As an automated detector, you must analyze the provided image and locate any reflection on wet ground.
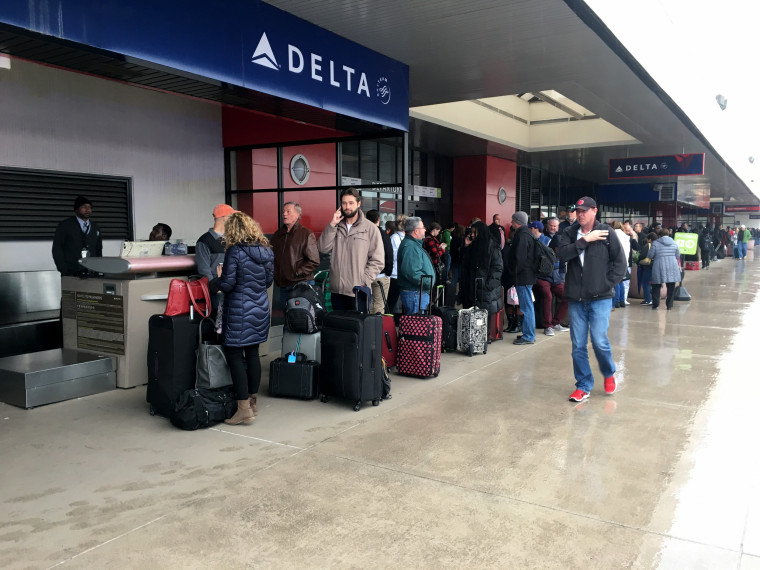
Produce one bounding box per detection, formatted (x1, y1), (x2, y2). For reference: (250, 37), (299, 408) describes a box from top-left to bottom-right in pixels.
(1, 252), (759, 568)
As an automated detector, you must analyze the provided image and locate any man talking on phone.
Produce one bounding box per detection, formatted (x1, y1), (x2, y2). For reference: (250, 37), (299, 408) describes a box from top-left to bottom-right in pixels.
(318, 187), (385, 311)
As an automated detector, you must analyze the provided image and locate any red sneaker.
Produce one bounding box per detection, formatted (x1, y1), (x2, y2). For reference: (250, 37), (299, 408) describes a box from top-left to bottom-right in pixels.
(569, 389), (589, 402)
(604, 376), (617, 394)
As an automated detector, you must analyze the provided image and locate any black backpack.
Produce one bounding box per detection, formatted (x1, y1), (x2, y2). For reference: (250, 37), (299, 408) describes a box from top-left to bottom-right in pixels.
(285, 282), (327, 333)
(534, 238), (556, 277)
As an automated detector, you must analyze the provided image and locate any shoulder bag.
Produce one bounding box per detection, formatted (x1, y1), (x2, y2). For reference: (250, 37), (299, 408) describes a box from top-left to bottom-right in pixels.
(164, 276), (211, 317)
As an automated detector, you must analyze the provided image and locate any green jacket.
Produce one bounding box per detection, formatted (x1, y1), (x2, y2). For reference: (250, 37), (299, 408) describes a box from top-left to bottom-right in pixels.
(741, 229), (751, 243)
(397, 235), (435, 291)
(441, 229), (451, 247)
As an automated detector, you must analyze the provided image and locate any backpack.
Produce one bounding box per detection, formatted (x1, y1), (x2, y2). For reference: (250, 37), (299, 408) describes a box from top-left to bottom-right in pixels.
(285, 282), (326, 333)
(534, 238), (556, 278)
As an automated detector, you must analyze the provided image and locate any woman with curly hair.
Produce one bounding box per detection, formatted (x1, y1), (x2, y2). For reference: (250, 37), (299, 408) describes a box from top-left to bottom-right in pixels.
(216, 212), (274, 425)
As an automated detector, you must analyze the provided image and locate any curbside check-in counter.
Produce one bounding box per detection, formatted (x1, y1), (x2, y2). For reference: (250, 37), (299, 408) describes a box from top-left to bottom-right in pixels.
(64, 255), (198, 389)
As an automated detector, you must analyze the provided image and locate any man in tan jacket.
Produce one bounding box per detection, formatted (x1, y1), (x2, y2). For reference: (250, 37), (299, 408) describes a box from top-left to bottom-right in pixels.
(318, 187), (385, 311)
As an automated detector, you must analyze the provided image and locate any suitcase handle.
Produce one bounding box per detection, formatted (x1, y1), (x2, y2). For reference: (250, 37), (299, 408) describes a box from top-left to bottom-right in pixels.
(418, 274), (434, 315)
(384, 330), (393, 352)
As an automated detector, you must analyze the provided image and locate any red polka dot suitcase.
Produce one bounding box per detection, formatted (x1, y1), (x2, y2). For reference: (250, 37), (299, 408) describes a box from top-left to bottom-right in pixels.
(396, 276), (442, 378)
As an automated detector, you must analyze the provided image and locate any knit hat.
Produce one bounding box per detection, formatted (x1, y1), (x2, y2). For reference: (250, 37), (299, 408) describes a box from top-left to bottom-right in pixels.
(512, 211), (528, 226)
(73, 196), (92, 210)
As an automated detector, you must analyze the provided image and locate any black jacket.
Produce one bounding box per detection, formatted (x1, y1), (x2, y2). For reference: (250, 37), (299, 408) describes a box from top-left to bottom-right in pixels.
(460, 241), (503, 313)
(559, 220), (627, 302)
(52, 216), (103, 276)
(378, 225), (394, 276)
(507, 225), (536, 286)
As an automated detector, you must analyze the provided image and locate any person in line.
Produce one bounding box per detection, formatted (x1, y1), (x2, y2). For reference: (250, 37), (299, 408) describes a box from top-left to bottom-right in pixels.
(611, 221), (631, 309)
(459, 220), (504, 319)
(506, 212), (534, 345)
(488, 214), (507, 251)
(366, 209), (394, 314)
(739, 224), (751, 260)
(558, 205), (576, 232)
(531, 222), (568, 336)
(698, 225), (712, 269)
(423, 221), (447, 291)
(196, 204), (239, 312)
(317, 187), (384, 311)
(270, 201), (319, 313)
(544, 217), (560, 241)
(217, 213), (274, 425)
(448, 223), (466, 303)
(559, 197), (626, 403)
(397, 217), (435, 314)
(52, 195), (103, 276)
(647, 228), (681, 311)
(148, 223), (172, 242)
(387, 213), (408, 313)
(622, 220), (639, 305)
(637, 232), (656, 305)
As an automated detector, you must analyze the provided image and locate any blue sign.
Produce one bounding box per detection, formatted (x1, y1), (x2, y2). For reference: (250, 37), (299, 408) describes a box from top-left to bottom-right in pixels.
(0, 0), (409, 131)
(609, 154), (704, 180)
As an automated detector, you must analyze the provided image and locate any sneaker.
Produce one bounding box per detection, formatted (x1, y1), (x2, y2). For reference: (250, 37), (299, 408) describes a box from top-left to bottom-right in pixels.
(624, 300), (630, 305)
(513, 337), (534, 345)
(569, 389), (589, 402)
(604, 376), (617, 394)
(640, 300), (652, 305)
(544, 327), (555, 336)
(553, 324), (570, 332)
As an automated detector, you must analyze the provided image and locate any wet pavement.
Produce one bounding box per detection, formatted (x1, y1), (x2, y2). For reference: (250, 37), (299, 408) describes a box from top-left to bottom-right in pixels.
(1, 252), (759, 569)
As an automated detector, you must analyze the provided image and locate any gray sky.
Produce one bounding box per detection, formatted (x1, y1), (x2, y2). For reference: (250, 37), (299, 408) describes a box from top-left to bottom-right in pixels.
(586, 0), (760, 199)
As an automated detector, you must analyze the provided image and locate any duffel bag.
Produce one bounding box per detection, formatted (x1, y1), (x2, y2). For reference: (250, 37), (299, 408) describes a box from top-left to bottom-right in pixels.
(169, 387), (237, 430)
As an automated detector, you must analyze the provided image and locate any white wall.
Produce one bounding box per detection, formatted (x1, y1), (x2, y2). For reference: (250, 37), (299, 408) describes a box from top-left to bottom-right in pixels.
(0, 58), (224, 272)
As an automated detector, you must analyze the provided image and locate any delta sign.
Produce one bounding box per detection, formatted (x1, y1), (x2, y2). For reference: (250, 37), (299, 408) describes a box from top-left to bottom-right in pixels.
(609, 154), (704, 180)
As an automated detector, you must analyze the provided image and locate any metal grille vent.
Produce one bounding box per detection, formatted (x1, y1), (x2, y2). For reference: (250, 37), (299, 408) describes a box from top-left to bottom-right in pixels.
(0, 167), (132, 241)
(657, 183), (675, 201)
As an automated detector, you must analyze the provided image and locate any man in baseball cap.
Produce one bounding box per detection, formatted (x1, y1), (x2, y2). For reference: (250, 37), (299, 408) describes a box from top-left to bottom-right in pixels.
(196, 204), (240, 311)
(559, 196), (626, 403)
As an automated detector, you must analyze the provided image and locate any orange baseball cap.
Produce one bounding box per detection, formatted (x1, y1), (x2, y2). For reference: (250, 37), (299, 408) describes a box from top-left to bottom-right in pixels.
(212, 204), (240, 218)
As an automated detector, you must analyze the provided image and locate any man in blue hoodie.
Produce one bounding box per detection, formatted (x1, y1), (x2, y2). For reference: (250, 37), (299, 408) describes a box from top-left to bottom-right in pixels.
(397, 216), (435, 314)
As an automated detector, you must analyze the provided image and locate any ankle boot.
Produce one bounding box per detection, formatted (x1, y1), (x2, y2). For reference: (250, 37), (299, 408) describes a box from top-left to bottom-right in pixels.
(225, 400), (254, 425)
(504, 314), (515, 333)
(248, 394), (258, 416)
(506, 314), (519, 333)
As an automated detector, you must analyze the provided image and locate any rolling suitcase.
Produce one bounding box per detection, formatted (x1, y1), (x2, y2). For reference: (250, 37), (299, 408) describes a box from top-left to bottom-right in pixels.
(319, 311), (383, 411)
(458, 279), (488, 356)
(377, 283), (398, 368)
(431, 284), (459, 353)
(396, 276), (442, 378)
(146, 313), (201, 417)
(282, 329), (321, 363)
(269, 354), (320, 400)
(487, 286), (505, 342)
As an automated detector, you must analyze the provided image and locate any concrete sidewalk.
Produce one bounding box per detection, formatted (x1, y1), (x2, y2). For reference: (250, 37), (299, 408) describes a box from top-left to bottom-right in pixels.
(2, 253), (759, 569)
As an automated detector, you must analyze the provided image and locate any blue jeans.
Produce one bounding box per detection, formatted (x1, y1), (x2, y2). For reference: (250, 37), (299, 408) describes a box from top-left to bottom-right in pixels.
(516, 285), (535, 341)
(740, 242), (748, 259)
(614, 282), (625, 305)
(400, 290), (430, 315)
(568, 298), (616, 393)
(640, 267), (652, 303)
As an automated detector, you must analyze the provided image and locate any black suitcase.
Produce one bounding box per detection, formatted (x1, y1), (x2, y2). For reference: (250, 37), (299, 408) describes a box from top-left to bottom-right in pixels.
(431, 284), (458, 353)
(319, 311), (383, 411)
(269, 354), (320, 400)
(146, 313), (201, 417)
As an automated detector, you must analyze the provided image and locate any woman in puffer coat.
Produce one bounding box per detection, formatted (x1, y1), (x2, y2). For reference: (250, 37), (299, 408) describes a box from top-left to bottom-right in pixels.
(216, 212), (274, 425)
(459, 221), (503, 313)
(647, 228), (681, 311)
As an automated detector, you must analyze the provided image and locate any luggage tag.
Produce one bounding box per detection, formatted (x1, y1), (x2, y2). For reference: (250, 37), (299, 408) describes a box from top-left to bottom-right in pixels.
(287, 351), (297, 364)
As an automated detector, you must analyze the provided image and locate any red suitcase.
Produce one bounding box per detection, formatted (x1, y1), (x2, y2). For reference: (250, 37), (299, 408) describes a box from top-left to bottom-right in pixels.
(488, 286), (505, 342)
(396, 276), (442, 378)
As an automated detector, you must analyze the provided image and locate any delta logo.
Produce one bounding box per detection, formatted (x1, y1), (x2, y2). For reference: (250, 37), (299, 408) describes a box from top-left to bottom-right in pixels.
(251, 32), (391, 105)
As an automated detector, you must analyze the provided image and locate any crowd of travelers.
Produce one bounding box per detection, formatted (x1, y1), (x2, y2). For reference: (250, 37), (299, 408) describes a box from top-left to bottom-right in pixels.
(188, 189), (756, 422)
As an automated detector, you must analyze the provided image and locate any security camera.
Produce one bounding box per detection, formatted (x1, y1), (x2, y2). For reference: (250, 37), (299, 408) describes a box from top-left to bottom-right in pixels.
(716, 94), (727, 111)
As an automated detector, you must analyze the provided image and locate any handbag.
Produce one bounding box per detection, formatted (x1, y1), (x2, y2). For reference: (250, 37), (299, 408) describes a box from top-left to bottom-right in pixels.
(164, 276), (211, 317)
(196, 318), (233, 389)
(506, 286), (519, 306)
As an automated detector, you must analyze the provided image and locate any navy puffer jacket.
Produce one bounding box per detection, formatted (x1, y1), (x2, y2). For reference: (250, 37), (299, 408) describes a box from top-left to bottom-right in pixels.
(219, 243), (274, 347)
